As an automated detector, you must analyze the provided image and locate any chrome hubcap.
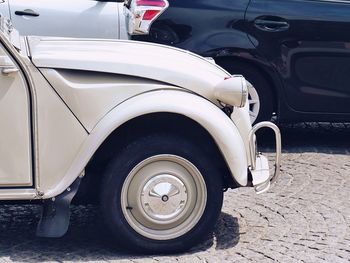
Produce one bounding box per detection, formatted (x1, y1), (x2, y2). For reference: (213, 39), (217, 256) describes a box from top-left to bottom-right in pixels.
(247, 80), (260, 124)
(121, 155), (207, 240)
(141, 174), (188, 221)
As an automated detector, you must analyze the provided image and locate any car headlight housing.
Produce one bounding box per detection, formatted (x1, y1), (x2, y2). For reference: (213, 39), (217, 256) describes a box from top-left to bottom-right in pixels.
(214, 75), (248, 108)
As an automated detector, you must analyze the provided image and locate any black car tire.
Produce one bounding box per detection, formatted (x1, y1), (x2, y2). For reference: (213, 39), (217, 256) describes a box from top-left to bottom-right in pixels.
(218, 60), (274, 124)
(100, 133), (224, 253)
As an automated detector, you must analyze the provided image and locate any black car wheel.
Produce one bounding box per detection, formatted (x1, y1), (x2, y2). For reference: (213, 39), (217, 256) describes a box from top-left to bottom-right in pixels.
(100, 133), (224, 253)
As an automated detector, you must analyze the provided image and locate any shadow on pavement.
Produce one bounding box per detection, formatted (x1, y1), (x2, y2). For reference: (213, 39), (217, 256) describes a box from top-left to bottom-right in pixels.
(258, 122), (350, 154)
(214, 212), (240, 250)
(0, 206), (239, 261)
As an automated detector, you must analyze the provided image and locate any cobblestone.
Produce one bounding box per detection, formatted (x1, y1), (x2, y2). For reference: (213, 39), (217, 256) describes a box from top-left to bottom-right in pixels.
(0, 123), (349, 262)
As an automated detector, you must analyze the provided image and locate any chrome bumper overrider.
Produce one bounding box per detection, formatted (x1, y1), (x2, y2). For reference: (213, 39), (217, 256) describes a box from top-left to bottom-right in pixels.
(248, 122), (282, 194)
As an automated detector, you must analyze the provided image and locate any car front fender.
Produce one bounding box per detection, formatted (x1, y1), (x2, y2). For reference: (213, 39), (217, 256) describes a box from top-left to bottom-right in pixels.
(43, 90), (248, 198)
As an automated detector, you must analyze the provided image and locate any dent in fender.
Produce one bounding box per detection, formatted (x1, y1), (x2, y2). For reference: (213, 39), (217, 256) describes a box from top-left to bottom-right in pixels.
(43, 90), (248, 198)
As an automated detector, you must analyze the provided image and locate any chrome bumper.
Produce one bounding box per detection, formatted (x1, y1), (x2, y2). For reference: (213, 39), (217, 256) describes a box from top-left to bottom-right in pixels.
(248, 121), (282, 194)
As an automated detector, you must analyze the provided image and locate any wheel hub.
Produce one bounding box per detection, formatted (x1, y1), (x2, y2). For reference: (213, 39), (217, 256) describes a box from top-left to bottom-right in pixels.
(247, 80), (260, 123)
(121, 155), (207, 240)
(141, 174), (188, 221)
(161, 195), (169, 202)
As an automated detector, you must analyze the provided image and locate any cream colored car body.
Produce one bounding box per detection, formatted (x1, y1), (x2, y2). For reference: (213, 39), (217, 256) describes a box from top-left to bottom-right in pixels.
(0, 19), (279, 202)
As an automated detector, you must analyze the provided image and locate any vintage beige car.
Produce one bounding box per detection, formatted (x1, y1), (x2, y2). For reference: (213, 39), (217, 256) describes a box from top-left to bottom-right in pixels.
(0, 15), (281, 253)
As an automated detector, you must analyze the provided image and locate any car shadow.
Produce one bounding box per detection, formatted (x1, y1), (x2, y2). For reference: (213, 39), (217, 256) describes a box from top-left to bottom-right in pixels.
(214, 212), (240, 250)
(0, 205), (239, 262)
(258, 122), (350, 154)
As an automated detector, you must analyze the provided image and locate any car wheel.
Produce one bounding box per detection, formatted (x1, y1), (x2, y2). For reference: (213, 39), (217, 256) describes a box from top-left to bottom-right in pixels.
(100, 133), (224, 253)
(246, 80), (261, 124)
(218, 61), (274, 124)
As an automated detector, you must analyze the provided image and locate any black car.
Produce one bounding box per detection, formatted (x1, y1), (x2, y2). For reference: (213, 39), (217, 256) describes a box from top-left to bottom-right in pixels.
(129, 0), (350, 124)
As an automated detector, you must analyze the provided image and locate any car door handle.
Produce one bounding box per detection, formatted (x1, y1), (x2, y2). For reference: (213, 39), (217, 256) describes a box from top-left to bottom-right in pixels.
(15, 10), (40, 17)
(254, 18), (289, 32)
(1, 67), (19, 75)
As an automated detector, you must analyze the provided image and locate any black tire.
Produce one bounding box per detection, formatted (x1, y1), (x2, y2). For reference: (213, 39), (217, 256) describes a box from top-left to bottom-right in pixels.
(218, 60), (274, 124)
(100, 133), (224, 254)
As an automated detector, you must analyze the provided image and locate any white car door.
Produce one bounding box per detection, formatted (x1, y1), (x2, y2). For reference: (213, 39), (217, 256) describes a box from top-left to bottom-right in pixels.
(8, 0), (120, 39)
(0, 43), (32, 186)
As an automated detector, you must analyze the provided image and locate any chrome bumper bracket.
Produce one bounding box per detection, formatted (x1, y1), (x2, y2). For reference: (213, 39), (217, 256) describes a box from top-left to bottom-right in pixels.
(248, 121), (282, 194)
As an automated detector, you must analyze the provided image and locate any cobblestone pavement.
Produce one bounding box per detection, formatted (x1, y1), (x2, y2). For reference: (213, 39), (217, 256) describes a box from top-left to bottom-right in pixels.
(0, 123), (349, 262)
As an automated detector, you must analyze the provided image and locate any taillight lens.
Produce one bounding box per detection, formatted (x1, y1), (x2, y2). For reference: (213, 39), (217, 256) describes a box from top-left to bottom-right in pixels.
(136, 0), (167, 7)
(142, 10), (161, 20)
(125, 0), (169, 35)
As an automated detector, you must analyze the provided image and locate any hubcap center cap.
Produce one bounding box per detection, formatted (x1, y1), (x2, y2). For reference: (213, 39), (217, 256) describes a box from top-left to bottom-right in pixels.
(161, 195), (169, 202)
(141, 174), (188, 221)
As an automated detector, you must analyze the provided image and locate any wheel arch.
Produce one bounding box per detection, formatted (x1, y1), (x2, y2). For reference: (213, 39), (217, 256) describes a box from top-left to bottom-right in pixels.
(75, 112), (235, 204)
(43, 90), (249, 199)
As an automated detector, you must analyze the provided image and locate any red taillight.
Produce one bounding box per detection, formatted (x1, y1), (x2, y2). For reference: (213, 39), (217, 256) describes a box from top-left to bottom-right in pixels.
(126, 0), (169, 35)
(142, 10), (161, 20)
(136, 0), (167, 7)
